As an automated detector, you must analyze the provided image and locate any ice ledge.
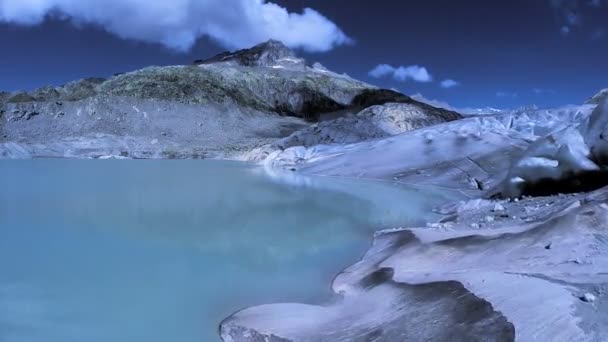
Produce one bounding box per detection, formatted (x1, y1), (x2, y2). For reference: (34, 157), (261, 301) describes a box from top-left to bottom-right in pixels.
(220, 186), (608, 341)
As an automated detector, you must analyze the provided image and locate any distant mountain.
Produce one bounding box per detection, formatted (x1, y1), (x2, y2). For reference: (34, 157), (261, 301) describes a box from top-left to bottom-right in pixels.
(0, 40), (462, 159)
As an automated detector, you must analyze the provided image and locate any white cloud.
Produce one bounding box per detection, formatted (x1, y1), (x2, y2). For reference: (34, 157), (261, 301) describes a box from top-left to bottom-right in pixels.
(440, 79), (461, 89)
(394, 65), (432, 82)
(0, 0), (351, 52)
(368, 64), (432, 83)
(368, 64), (396, 78)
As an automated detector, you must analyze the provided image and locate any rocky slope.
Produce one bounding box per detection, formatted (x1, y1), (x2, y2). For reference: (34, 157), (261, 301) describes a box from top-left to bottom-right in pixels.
(272, 101), (461, 150)
(0, 40), (461, 159)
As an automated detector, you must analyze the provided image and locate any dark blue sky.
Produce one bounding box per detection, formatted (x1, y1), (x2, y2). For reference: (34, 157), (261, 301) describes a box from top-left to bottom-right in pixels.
(0, 0), (606, 109)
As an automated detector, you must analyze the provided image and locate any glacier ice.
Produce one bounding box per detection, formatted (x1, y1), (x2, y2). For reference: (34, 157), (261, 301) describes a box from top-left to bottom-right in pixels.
(499, 100), (608, 197)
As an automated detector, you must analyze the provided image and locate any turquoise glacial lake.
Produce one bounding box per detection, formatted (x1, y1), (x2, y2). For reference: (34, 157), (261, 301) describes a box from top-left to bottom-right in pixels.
(0, 159), (449, 341)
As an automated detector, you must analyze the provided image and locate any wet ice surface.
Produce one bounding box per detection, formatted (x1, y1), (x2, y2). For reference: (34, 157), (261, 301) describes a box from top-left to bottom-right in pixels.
(0, 160), (451, 342)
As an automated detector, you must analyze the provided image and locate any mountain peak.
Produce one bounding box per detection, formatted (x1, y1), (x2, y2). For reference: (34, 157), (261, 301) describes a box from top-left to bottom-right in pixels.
(259, 39), (290, 50)
(194, 40), (304, 68)
(587, 88), (608, 105)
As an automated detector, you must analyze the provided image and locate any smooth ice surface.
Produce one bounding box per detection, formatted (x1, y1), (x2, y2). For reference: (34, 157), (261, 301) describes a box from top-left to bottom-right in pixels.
(0, 160), (450, 342)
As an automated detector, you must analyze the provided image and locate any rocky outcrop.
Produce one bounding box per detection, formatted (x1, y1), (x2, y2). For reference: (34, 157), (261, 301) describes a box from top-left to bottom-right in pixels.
(6, 91), (36, 103)
(8, 78), (107, 104)
(350, 88), (411, 107)
(194, 39), (305, 68)
(0, 91), (9, 103)
(97, 63), (374, 121)
(274, 102), (462, 149)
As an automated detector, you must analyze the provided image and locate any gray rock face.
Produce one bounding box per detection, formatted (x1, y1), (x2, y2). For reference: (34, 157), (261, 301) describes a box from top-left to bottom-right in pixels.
(0, 96), (307, 159)
(8, 78), (107, 104)
(1, 47), (374, 123)
(98, 62), (383, 121)
(194, 40), (303, 68)
(349, 88), (411, 108)
(6, 91), (36, 103)
(587, 88), (608, 105)
(275, 102), (462, 149)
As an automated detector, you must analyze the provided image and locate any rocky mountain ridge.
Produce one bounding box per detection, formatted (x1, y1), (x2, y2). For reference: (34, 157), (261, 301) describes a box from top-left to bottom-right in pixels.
(0, 40), (462, 159)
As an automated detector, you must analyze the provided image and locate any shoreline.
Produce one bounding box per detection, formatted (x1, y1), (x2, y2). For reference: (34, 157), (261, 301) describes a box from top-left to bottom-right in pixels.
(219, 166), (608, 341)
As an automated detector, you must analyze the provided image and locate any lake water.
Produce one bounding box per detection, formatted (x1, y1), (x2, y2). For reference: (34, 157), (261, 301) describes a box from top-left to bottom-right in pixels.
(0, 160), (450, 342)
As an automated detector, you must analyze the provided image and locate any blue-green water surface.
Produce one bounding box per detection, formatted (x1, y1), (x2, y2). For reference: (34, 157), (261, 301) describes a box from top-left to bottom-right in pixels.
(0, 160), (449, 342)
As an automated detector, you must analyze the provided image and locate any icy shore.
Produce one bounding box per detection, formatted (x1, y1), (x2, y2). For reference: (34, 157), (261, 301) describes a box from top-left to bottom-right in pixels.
(221, 101), (608, 341)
